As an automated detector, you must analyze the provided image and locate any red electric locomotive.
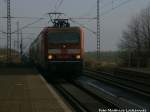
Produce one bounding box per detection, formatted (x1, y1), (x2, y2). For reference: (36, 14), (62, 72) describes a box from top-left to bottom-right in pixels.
(29, 19), (84, 76)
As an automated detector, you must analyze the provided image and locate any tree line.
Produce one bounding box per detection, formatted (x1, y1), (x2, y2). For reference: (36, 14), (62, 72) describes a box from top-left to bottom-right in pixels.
(119, 5), (150, 67)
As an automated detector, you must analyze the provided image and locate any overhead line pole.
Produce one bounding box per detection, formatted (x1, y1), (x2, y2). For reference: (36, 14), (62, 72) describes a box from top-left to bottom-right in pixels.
(20, 30), (23, 57)
(97, 0), (101, 57)
(17, 21), (20, 52)
(7, 0), (11, 62)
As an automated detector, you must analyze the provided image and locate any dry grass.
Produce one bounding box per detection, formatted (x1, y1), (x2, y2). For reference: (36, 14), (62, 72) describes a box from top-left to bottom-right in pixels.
(84, 51), (119, 72)
(0, 49), (21, 64)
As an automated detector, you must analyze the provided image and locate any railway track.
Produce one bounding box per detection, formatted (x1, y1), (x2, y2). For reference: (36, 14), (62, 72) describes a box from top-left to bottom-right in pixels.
(40, 69), (149, 111)
(84, 69), (150, 97)
(82, 69), (150, 110)
(39, 69), (118, 112)
(114, 68), (150, 85)
(53, 80), (118, 112)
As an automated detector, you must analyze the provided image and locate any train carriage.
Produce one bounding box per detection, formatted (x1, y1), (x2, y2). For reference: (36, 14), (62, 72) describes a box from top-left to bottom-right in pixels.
(29, 19), (84, 77)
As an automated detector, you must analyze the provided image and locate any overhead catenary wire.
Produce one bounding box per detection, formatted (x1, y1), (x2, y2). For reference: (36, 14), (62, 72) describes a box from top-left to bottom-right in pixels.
(56, 0), (64, 11)
(80, 0), (121, 18)
(54, 0), (64, 12)
(1, 0), (136, 37)
(64, 14), (96, 35)
(0, 33), (37, 35)
(101, 0), (134, 16)
(101, 0), (119, 9)
(68, 0), (135, 37)
(11, 16), (46, 34)
(0, 16), (48, 19)
(64, 0), (134, 36)
(80, 0), (134, 18)
(1, 0), (136, 51)
(80, 2), (97, 17)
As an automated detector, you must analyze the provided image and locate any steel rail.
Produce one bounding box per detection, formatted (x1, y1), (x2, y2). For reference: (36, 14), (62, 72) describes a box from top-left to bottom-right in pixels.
(52, 80), (118, 112)
(84, 69), (150, 97)
(54, 84), (89, 112)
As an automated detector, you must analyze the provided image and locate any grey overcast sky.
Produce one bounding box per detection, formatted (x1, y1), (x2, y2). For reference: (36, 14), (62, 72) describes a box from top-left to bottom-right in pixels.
(0, 0), (150, 51)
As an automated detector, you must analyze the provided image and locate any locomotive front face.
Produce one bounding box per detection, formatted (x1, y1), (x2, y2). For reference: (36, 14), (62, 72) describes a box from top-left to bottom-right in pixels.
(48, 30), (81, 60)
(47, 28), (83, 73)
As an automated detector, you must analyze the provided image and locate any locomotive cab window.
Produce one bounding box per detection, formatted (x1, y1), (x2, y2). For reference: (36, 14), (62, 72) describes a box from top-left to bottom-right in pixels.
(48, 32), (80, 44)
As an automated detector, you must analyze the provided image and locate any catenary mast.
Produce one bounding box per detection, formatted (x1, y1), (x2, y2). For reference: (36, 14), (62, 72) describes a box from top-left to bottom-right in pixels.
(97, 0), (100, 57)
(7, 0), (11, 62)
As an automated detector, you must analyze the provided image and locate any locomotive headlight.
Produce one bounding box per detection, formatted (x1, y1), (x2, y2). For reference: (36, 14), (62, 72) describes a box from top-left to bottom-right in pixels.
(76, 55), (81, 59)
(48, 54), (53, 60)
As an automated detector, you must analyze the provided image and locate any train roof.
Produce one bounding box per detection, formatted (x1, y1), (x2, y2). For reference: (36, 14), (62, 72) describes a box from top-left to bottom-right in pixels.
(46, 26), (82, 30)
(37, 27), (83, 36)
(29, 26), (83, 49)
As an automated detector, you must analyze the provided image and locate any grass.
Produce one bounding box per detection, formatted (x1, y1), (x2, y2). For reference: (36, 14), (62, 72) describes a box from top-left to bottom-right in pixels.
(84, 51), (120, 72)
(0, 48), (21, 64)
(84, 51), (150, 73)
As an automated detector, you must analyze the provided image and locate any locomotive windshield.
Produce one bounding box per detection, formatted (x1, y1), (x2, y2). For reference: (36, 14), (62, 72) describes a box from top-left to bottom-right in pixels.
(48, 32), (80, 44)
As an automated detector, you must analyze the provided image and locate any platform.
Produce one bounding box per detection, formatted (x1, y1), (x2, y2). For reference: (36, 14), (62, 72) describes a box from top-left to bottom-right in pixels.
(0, 67), (72, 112)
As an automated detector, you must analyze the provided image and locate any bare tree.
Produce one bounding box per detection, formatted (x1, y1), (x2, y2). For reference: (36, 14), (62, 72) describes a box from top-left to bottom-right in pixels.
(140, 7), (150, 51)
(119, 6), (150, 67)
